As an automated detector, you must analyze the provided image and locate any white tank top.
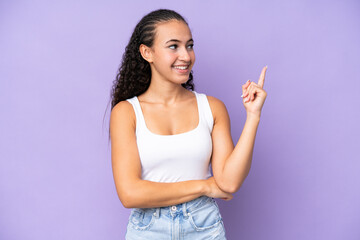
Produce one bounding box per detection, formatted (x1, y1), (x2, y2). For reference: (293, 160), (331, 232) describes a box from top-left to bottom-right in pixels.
(126, 90), (213, 183)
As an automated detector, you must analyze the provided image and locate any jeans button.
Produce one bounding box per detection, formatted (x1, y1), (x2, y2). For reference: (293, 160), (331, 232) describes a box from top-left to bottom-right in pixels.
(171, 206), (177, 211)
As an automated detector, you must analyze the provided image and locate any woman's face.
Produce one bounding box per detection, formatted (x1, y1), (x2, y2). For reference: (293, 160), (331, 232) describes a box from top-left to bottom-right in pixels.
(147, 20), (195, 85)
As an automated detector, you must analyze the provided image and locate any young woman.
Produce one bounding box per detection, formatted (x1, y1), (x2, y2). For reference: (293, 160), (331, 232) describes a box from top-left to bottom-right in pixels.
(110, 9), (267, 239)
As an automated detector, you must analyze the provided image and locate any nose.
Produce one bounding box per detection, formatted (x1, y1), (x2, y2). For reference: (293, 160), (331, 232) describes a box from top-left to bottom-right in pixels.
(178, 46), (191, 62)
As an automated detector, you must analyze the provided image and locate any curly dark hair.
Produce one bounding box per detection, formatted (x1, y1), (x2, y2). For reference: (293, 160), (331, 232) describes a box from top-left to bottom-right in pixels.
(110, 9), (195, 110)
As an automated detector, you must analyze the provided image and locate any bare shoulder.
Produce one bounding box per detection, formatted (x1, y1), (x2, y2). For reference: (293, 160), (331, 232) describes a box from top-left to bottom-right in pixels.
(206, 95), (226, 109)
(110, 100), (136, 133)
(111, 100), (134, 117)
(206, 95), (229, 122)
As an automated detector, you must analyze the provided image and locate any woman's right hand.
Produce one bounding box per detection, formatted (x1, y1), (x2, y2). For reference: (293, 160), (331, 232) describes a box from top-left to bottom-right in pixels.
(204, 177), (233, 201)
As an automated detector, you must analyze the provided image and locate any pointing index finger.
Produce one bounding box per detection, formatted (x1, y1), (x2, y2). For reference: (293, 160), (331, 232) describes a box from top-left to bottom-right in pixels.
(258, 66), (267, 88)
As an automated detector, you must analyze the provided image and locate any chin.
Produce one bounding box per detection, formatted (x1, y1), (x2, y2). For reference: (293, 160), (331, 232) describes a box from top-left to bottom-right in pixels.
(167, 72), (191, 85)
(178, 77), (191, 85)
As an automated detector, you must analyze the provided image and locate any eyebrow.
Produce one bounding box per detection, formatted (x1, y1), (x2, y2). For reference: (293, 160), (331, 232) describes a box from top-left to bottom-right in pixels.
(165, 38), (194, 44)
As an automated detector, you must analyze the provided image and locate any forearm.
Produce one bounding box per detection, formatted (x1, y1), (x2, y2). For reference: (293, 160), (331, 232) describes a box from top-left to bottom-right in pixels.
(219, 113), (260, 193)
(122, 179), (207, 208)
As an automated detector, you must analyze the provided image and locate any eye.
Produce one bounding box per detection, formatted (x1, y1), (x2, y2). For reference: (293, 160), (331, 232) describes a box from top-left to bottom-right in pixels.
(169, 44), (178, 50)
(187, 44), (194, 49)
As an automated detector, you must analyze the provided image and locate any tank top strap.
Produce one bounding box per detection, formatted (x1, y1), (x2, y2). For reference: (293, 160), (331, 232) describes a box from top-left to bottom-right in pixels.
(126, 96), (147, 135)
(192, 91), (214, 133)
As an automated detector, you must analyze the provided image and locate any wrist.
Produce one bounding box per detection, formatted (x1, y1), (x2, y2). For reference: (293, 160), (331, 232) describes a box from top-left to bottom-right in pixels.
(246, 112), (261, 122)
(200, 179), (210, 195)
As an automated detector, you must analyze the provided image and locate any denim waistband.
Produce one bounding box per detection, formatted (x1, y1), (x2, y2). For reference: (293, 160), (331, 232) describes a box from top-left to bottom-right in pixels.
(132, 195), (213, 219)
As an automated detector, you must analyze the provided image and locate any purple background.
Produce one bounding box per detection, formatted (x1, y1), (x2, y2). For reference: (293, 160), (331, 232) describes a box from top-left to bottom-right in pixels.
(1, 0), (359, 239)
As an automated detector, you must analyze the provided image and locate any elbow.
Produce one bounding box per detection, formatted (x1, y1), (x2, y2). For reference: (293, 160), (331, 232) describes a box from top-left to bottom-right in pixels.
(117, 188), (138, 209)
(217, 179), (242, 194)
(115, 179), (143, 208)
(123, 203), (134, 209)
(121, 198), (133, 209)
(120, 192), (137, 209)
(222, 184), (240, 194)
(118, 193), (132, 209)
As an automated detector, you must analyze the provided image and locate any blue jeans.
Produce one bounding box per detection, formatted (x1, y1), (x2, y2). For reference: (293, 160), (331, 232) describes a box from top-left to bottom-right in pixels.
(125, 195), (227, 239)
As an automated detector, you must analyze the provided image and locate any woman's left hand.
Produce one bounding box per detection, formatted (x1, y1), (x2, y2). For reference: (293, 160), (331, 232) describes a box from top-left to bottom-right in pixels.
(241, 66), (268, 117)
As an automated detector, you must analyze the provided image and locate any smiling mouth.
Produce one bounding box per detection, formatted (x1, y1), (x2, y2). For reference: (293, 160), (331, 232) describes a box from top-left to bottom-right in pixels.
(173, 65), (189, 70)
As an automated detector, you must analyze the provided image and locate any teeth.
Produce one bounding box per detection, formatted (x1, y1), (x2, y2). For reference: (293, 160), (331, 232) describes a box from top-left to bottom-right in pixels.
(174, 66), (188, 70)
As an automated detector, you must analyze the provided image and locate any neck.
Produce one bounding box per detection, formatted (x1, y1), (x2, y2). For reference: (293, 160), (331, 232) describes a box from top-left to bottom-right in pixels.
(140, 75), (190, 105)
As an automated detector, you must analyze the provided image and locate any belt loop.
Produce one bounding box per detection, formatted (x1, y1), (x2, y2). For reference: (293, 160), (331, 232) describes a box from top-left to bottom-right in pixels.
(154, 207), (160, 219)
(182, 201), (188, 218)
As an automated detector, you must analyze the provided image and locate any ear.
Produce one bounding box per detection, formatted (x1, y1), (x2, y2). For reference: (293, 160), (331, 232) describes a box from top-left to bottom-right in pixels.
(139, 44), (154, 63)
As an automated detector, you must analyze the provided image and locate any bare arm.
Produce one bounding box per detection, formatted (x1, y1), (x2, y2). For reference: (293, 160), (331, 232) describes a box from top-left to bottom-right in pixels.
(110, 101), (232, 209)
(210, 103), (260, 194)
(210, 66), (268, 194)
